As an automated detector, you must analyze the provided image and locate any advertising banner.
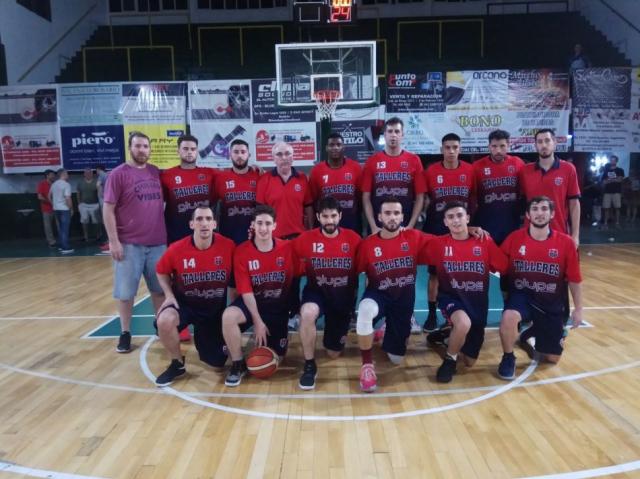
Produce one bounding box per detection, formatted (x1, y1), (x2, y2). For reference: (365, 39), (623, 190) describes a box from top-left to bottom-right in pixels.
(385, 72), (445, 113)
(189, 80), (253, 168)
(0, 86), (62, 173)
(121, 82), (187, 168)
(330, 106), (384, 163)
(59, 83), (124, 169)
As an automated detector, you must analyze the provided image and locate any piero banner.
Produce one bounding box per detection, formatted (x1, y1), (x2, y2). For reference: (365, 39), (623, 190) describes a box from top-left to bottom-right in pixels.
(572, 67), (640, 152)
(0, 86), (62, 173)
(385, 69), (570, 154)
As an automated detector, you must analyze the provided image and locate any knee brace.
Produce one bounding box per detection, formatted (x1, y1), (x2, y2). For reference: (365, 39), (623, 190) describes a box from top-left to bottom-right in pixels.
(356, 298), (379, 336)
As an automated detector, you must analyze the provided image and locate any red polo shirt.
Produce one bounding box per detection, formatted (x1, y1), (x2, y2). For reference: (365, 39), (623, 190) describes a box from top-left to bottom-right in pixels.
(256, 167), (313, 238)
(519, 157), (580, 234)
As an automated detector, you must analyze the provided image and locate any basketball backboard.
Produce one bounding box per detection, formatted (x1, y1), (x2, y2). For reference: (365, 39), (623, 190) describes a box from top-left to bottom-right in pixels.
(275, 41), (376, 107)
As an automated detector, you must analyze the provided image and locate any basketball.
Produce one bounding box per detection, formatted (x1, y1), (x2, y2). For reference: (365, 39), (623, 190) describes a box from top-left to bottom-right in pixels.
(246, 346), (279, 379)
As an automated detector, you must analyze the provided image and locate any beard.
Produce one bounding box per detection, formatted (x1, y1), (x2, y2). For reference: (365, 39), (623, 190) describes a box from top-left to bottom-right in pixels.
(321, 223), (337, 235)
(232, 158), (248, 170)
(382, 222), (400, 233)
(530, 219), (551, 229)
(131, 153), (148, 164)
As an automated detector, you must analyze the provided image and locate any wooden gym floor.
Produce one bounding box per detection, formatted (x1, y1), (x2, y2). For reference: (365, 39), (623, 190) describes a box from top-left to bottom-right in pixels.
(0, 244), (639, 479)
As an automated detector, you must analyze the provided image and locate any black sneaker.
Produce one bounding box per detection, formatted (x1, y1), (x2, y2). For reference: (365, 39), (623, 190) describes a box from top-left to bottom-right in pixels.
(225, 360), (248, 387)
(436, 356), (457, 383)
(116, 331), (131, 353)
(423, 311), (438, 332)
(497, 353), (516, 380)
(518, 327), (536, 359)
(426, 324), (451, 347)
(155, 357), (186, 387)
(298, 361), (318, 390)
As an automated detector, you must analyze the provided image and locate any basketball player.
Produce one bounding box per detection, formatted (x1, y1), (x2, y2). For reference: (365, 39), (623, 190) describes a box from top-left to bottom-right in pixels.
(213, 139), (260, 245)
(355, 196), (434, 392)
(424, 202), (508, 383)
(308, 133), (363, 233)
(472, 129), (524, 245)
(292, 196), (361, 390)
(361, 117), (425, 233)
(423, 133), (476, 332)
(221, 205), (300, 387)
(103, 131), (167, 354)
(154, 206), (235, 386)
(497, 196), (583, 379)
(161, 134), (216, 244)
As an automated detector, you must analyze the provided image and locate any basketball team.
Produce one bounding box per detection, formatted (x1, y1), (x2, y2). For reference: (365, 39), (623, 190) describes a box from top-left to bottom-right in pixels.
(103, 118), (583, 392)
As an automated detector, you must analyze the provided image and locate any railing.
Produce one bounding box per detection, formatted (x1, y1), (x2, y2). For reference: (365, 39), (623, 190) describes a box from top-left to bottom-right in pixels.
(109, 11), (193, 50)
(17, 3), (99, 82)
(487, 1), (569, 15)
(396, 19), (484, 62)
(598, 0), (640, 35)
(82, 45), (175, 81)
(197, 25), (284, 67)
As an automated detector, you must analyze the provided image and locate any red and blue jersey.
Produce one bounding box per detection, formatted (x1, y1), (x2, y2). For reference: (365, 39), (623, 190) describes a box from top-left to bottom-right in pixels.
(356, 229), (433, 301)
(518, 158), (581, 234)
(472, 154), (525, 244)
(293, 227), (361, 307)
(155, 234), (235, 313)
(361, 150), (426, 227)
(423, 161), (476, 235)
(426, 234), (508, 324)
(233, 238), (299, 316)
(161, 166), (217, 244)
(213, 168), (260, 245)
(501, 227), (581, 314)
(308, 158), (362, 232)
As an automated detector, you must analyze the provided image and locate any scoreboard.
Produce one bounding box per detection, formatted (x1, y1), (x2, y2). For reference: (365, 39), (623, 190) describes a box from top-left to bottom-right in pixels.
(293, 0), (357, 25)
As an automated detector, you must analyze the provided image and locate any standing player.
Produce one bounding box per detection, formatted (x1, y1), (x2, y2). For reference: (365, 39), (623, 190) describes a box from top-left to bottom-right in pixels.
(154, 206), (235, 386)
(423, 133), (476, 331)
(214, 139), (260, 245)
(472, 129), (524, 245)
(519, 129), (580, 247)
(292, 196), (361, 390)
(361, 117), (425, 233)
(103, 131), (167, 353)
(497, 196), (583, 379)
(355, 196), (433, 392)
(425, 202), (507, 383)
(161, 134), (216, 244)
(221, 205), (300, 387)
(308, 133), (363, 233)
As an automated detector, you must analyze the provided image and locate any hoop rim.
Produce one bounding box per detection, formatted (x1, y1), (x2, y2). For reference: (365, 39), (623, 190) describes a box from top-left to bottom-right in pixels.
(313, 89), (341, 103)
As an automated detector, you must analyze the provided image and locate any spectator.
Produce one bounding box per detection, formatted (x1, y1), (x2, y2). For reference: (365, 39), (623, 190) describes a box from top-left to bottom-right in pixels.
(601, 155), (625, 228)
(36, 169), (57, 247)
(569, 43), (591, 71)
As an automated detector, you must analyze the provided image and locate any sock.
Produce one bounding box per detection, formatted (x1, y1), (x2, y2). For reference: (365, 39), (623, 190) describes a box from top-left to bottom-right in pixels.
(503, 351), (515, 359)
(428, 301), (437, 315)
(305, 359), (316, 369)
(361, 348), (373, 364)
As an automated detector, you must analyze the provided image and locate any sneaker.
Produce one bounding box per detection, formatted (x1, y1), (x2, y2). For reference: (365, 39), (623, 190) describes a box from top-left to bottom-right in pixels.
(373, 322), (386, 343)
(518, 336), (536, 359)
(288, 314), (300, 331)
(359, 363), (377, 392)
(436, 356), (457, 383)
(116, 331), (131, 353)
(225, 360), (248, 387)
(179, 327), (191, 342)
(426, 324), (451, 347)
(410, 314), (422, 334)
(155, 357), (186, 386)
(60, 249), (75, 255)
(423, 311), (438, 332)
(497, 353), (516, 380)
(298, 361), (318, 390)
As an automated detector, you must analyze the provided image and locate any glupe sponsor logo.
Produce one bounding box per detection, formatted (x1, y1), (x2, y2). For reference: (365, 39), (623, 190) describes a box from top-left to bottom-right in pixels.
(71, 131), (115, 148)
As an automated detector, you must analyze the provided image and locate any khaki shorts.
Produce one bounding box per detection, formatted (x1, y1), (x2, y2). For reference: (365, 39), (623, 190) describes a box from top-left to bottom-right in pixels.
(79, 202), (101, 224)
(602, 193), (621, 209)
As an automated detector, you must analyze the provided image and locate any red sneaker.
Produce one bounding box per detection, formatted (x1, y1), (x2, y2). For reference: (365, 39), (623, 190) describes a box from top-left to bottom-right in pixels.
(179, 328), (191, 342)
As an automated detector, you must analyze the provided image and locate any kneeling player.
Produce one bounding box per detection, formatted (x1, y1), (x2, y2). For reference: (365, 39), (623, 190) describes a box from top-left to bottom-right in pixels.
(221, 205), (299, 387)
(293, 196), (361, 389)
(425, 202), (507, 383)
(154, 206), (235, 386)
(355, 196), (433, 392)
(498, 196), (583, 379)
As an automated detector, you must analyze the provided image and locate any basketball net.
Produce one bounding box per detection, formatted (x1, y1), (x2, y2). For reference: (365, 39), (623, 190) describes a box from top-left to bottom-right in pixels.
(313, 90), (341, 120)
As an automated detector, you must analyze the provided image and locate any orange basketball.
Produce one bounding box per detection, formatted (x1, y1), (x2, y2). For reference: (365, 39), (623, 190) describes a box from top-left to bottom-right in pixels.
(246, 346), (279, 379)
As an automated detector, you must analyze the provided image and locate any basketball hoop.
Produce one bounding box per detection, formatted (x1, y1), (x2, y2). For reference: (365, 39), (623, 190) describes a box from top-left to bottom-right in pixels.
(313, 90), (341, 120)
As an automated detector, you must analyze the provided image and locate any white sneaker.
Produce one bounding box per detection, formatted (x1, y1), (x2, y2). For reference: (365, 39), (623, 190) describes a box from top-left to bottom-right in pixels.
(288, 314), (300, 331)
(410, 314), (421, 334)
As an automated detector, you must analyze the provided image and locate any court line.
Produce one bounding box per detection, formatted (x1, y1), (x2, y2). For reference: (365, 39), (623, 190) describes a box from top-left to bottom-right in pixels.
(519, 459), (640, 479)
(140, 336), (538, 421)
(0, 460), (105, 479)
(81, 294), (151, 338)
